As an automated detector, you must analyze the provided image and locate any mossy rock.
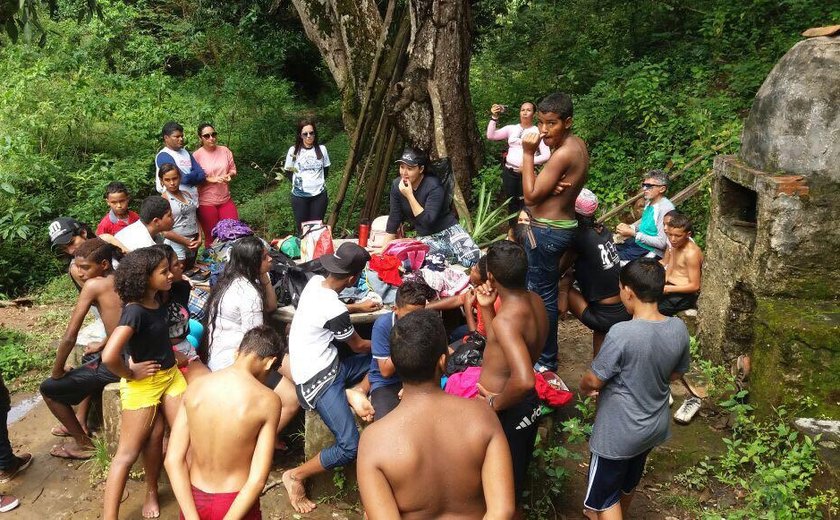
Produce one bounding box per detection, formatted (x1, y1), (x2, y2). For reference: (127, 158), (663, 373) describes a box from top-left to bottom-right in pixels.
(750, 297), (840, 419)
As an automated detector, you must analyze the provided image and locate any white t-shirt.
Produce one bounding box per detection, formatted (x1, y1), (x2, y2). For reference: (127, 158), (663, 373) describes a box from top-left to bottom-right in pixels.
(207, 277), (264, 372)
(114, 220), (159, 251)
(284, 145), (331, 197)
(288, 275), (353, 383)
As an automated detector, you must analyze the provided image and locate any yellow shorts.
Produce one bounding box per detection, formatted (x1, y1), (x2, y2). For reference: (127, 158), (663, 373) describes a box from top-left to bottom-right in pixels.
(119, 365), (187, 411)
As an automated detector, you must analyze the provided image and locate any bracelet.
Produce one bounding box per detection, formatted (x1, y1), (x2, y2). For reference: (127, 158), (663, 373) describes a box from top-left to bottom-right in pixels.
(490, 117), (499, 121)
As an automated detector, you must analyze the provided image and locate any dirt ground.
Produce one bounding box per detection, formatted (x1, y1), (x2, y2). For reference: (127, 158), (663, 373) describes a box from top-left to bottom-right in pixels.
(1, 304), (722, 519)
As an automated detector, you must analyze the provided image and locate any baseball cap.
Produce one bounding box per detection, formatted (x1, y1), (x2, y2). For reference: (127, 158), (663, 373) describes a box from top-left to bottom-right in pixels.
(574, 188), (599, 217)
(48, 217), (83, 249)
(395, 147), (426, 167)
(320, 242), (371, 276)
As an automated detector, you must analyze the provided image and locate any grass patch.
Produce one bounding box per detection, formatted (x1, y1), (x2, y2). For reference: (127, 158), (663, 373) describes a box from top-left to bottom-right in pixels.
(33, 275), (77, 305)
(0, 328), (51, 383)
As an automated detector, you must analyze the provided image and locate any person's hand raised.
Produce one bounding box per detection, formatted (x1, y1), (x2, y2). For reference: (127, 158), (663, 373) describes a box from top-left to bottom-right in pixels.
(490, 104), (504, 118)
(522, 131), (542, 155)
(474, 281), (497, 308)
(397, 178), (413, 198)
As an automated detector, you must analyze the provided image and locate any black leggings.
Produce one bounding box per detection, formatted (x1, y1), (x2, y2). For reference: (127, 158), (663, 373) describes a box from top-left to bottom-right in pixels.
(291, 191), (329, 233)
(501, 166), (525, 227)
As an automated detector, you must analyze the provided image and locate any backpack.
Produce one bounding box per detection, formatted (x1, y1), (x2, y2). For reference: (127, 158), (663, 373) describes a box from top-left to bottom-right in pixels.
(271, 255), (326, 308)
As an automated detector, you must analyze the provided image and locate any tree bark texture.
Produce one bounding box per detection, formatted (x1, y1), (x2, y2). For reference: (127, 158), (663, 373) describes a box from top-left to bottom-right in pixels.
(290, 0), (481, 226)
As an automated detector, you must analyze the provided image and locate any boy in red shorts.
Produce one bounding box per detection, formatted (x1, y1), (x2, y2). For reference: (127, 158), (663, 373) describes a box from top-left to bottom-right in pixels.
(165, 325), (284, 519)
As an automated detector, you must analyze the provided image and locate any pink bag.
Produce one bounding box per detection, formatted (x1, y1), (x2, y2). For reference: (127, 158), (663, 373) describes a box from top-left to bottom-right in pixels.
(383, 239), (429, 271)
(300, 220), (334, 262)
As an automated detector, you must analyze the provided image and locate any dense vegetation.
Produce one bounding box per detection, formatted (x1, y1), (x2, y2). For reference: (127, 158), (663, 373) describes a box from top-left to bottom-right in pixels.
(0, 0), (835, 296)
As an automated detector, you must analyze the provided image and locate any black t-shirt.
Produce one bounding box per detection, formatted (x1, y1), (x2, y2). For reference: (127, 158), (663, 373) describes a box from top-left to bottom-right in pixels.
(119, 303), (176, 370)
(169, 280), (190, 309)
(572, 225), (622, 303)
(386, 175), (457, 236)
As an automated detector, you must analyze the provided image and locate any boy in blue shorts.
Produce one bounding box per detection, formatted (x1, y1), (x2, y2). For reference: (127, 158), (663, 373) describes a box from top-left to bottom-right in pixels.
(369, 281), (435, 420)
(579, 258), (690, 519)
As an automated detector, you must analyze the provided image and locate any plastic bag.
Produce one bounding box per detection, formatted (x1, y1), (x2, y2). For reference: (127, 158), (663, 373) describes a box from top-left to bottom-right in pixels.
(300, 220), (334, 262)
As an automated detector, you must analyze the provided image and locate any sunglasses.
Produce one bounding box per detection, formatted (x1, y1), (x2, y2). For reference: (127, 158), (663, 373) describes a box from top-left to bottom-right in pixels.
(201, 132), (218, 139)
(301, 131), (315, 137)
(641, 183), (665, 190)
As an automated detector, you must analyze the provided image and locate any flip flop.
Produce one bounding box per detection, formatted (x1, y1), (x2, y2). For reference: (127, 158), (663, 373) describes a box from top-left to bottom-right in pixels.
(50, 444), (93, 460)
(50, 425), (71, 437)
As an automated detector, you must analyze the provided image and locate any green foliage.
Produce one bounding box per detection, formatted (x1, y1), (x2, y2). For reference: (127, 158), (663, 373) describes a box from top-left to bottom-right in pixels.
(462, 181), (512, 246)
(698, 407), (836, 519)
(0, 0), (339, 295)
(526, 396), (595, 518)
(0, 328), (49, 380)
(470, 0), (835, 236)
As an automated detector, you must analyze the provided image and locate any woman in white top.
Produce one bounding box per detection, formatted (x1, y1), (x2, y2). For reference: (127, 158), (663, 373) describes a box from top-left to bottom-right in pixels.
(283, 119), (331, 233)
(200, 236), (298, 445)
(486, 102), (551, 228)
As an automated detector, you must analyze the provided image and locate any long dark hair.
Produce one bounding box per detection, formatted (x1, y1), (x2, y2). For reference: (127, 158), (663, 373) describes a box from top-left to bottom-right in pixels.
(199, 236), (267, 364)
(292, 118), (323, 160)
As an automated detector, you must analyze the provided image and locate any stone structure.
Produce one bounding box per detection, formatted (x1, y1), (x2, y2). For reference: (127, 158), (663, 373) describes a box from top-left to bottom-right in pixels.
(697, 35), (839, 418)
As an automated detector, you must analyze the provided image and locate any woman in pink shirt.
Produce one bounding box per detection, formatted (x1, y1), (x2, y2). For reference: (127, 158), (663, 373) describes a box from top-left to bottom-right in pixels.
(193, 123), (239, 246)
(486, 102), (550, 229)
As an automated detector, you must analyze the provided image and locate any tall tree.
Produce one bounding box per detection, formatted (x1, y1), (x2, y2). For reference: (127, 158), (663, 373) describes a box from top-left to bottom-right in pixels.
(288, 0), (481, 227)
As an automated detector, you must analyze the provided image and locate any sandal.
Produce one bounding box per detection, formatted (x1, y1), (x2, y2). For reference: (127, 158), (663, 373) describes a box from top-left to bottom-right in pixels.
(50, 425), (71, 437)
(50, 444), (93, 460)
(674, 397), (702, 424)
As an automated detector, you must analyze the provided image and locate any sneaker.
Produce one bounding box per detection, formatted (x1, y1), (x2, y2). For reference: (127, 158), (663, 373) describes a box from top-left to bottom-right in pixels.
(674, 397), (702, 424)
(0, 453), (33, 484)
(0, 495), (19, 513)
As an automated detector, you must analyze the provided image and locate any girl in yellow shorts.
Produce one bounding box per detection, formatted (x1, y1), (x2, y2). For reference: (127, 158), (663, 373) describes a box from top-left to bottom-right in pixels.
(101, 246), (187, 520)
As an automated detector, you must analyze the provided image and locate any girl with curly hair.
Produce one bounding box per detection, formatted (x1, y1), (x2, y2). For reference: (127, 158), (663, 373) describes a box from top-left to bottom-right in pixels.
(101, 246), (187, 519)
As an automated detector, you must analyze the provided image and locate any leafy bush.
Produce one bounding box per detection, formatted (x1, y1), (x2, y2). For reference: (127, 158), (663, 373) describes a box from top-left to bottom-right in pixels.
(0, 0), (338, 295)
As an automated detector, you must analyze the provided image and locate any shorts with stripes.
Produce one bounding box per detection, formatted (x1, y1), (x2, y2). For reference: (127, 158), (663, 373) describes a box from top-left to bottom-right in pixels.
(584, 449), (651, 512)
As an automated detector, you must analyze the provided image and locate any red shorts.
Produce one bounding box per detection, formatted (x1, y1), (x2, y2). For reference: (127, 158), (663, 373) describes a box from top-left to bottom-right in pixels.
(180, 486), (261, 520)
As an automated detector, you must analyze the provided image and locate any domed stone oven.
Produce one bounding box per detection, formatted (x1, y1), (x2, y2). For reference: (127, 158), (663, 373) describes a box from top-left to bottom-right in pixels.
(697, 34), (839, 417)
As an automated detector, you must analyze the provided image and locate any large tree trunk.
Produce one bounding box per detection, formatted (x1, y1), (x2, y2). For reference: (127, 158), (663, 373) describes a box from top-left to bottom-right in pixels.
(289, 0), (481, 228)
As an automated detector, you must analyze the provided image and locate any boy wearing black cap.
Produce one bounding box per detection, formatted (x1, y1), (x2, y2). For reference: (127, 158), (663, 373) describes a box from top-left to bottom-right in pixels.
(283, 242), (376, 513)
(378, 147), (480, 267)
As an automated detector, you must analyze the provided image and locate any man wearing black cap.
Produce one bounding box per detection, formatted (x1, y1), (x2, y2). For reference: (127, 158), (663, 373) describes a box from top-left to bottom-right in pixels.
(378, 147), (480, 267)
(282, 242), (376, 513)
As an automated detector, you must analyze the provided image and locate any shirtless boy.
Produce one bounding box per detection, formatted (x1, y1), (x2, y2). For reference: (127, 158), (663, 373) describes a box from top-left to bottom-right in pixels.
(165, 325), (283, 520)
(520, 91), (589, 371)
(476, 241), (548, 511)
(40, 238), (121, 459)
(659, 213), (703, 316)
(358, 309), (515, 519)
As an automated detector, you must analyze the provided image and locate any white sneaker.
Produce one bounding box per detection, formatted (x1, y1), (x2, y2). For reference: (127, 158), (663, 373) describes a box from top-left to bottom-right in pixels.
(674, 397), (702, 424)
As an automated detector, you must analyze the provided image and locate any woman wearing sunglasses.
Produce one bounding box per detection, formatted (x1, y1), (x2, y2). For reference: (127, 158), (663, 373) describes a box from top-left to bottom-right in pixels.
(284, 119), (331, 233)
(193, 123), (239, 247)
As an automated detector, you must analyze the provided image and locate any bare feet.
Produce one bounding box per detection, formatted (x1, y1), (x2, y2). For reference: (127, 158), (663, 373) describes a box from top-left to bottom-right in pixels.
(49, 443), (93, 460)
(142, 489), (160, 518)
(282, 470), (316, 513)
(345, 388), (375, 422)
